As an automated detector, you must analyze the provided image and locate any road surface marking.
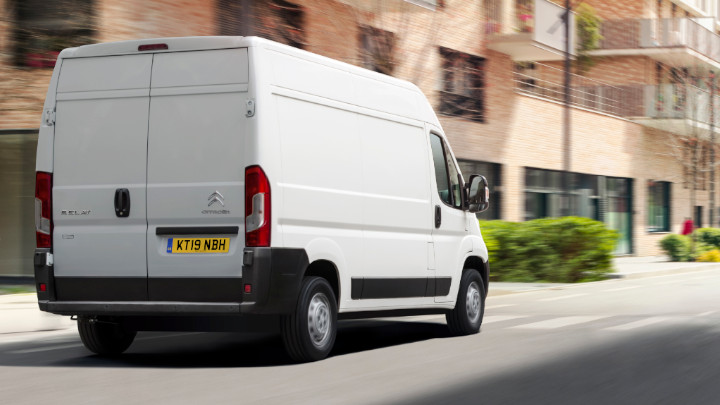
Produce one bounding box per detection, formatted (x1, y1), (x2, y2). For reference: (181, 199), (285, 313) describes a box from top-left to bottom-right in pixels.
(486, 304), (515, 310)
(697, 311), (716, 317)
(603, 286), (640, 292)
(605, 317), (668, 331)
(539, 293), (587, 302)
(483, 315), (528, 324)
(9, 343), (82, 354)
(512, 316), (609, 329)
(404, 315), (444, 322)
(7, 332), (202, 354)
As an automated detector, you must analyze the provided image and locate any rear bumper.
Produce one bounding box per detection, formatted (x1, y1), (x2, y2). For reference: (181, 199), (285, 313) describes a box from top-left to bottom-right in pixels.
(34, 247), (308, 316)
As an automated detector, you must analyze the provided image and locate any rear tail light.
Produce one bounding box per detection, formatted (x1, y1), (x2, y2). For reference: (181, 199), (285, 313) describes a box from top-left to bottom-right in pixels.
(35, 172), (53, 248)
(245, 165), (271, 247)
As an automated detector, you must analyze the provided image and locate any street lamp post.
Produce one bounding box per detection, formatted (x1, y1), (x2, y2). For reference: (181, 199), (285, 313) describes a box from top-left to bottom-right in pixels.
(562, 0), (572, 215)
(710, 70), (715, 227)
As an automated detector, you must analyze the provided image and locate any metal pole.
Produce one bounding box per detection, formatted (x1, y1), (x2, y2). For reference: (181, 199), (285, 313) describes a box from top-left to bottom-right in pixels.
(710, 70), (715, 227)
(563, 0), (572, 214)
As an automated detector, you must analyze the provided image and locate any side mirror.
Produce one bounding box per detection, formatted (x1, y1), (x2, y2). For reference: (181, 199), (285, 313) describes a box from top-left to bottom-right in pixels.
(466, 174), (489, 213)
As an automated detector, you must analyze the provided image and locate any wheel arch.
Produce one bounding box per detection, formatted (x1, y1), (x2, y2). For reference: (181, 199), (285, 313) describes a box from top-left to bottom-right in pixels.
(304, 259), (340, 305)
(463, 255), (489, 292)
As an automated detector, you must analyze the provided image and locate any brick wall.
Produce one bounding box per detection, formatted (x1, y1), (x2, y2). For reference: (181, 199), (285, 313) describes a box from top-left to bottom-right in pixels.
(97, 0), (215, 42)
(581, 0), (646, 20)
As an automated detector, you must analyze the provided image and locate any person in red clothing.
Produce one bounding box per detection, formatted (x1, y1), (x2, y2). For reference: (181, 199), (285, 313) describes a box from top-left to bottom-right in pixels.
(681, 217), (694, 235)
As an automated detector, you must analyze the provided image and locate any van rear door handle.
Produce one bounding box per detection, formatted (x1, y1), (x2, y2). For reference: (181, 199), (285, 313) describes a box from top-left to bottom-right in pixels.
(435, 205), (441, 228)
(114, 188), (130, 218)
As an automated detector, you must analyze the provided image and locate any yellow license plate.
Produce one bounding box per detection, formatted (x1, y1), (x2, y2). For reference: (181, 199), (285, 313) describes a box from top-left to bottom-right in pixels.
(166, 238), (230, 254)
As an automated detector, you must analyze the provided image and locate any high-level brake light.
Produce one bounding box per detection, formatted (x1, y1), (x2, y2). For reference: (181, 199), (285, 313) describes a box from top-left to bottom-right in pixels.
(138, 43), (168, 52)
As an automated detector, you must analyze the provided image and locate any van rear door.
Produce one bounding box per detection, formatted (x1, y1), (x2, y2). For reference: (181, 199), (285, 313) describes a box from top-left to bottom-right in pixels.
(145, 49), (249, 302)
(53, 54), (152, 300)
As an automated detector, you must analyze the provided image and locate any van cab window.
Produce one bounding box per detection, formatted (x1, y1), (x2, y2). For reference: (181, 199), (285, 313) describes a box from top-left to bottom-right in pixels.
(430, 133), (462, 208)
(445, 146), (463, 209)
(430, 134), (451, 205)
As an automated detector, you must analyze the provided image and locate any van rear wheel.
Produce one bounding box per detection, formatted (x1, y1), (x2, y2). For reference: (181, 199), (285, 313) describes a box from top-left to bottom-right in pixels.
(77, 316), (136, 355)
(281, 277), (337, 362)
(446, 269), (485, 336)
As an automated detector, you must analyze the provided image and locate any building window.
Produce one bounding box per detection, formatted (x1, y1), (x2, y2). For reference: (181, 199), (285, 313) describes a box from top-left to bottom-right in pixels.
(524, 168), (596, 220)
(10, 0), (95, 68)
(359, 26), (396, 75)
(439, 47), (486, 123)
(239, 0), (305, 49)
(647, 180), (671, 232)
(458, 160), (501, 220)
(271, 0), (305, 49)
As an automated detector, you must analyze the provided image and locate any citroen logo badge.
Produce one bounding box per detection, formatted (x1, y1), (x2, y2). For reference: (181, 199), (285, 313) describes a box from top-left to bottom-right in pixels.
(208, 191), (225, 207)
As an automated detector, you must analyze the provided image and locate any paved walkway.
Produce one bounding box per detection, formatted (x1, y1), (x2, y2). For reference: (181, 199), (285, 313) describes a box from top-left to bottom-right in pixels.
(488, 255), (720, 296)
(1, 255), (718, 336)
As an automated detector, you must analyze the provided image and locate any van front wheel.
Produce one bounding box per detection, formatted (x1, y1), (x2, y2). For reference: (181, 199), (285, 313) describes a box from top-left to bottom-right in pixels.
(281, 277), (337, 362)
(446, 269), (485, 336)
(77, 316), (136, 355)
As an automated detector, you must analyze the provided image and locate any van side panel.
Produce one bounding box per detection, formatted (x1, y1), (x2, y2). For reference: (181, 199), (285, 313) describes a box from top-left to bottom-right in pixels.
(268, 49), (436, 310)
(52, 55), (151, 289)
(274, 94), (364, 283)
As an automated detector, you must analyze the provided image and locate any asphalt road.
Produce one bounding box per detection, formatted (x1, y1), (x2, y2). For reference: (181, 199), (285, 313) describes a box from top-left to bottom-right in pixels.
(1, 269), (719, 404)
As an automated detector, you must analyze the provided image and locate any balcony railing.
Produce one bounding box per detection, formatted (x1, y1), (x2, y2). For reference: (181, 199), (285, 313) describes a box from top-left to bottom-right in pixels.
(512, 62), (643, 117)
(645, 84), (720, 125)
(598, 18), (720, 63)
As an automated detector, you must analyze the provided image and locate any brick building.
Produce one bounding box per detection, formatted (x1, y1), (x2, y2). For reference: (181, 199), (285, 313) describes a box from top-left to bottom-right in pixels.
(2, 0), (720, 275)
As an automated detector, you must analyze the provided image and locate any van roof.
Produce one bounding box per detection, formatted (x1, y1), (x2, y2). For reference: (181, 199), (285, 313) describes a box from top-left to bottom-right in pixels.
(59, 36), (258, 59)
(58, 36), (439, 126)
(59, 36), (421, 91)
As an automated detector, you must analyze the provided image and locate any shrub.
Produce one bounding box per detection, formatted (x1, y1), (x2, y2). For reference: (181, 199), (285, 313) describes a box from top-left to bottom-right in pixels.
(480, 217), (618, 283)
(697, 249), (720, 262)
(695, 228), (720, 249)
(659, 234), (692, 261)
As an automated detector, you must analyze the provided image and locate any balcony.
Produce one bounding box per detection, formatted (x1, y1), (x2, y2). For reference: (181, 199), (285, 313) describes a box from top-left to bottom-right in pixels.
(513, 63), (720, 137)
(487, 0), (576, 62)
(594, 18), (720, 68)
(636, 84), (720, 135)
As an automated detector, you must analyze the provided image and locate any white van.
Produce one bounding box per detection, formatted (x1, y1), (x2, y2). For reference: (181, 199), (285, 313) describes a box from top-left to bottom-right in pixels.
(34, 36), (490, 362)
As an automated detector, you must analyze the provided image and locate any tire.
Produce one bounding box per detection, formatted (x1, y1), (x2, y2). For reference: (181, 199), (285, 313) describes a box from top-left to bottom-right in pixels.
(446, 269), (485, 336)
(281, 277), (337, 362)
(77, 316), (136, 355)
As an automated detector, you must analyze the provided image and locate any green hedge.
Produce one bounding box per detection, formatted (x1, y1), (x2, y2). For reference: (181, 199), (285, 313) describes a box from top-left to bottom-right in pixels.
(659, 228), (720, 262)
(695, 228), (720, 249)
(480, 217), (618, 283)
(659, 234), (693, 261)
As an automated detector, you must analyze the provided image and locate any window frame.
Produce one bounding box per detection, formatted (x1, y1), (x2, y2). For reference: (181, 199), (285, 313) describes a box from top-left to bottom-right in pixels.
(647, 180), (671, 233)
(438, 47), (486, 123)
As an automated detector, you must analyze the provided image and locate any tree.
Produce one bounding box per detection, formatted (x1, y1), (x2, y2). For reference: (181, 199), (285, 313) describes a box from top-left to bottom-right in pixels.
(656, 63), (719, 245)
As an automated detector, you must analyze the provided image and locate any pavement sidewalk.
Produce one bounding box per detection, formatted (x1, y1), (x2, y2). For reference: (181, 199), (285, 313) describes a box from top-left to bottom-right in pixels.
(1, 255), (718, 336)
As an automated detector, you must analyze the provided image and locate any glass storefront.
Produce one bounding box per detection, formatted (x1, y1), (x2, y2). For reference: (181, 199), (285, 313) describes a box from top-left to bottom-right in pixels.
(524, 168), (632, 254)
(458, 160), (502, 220)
